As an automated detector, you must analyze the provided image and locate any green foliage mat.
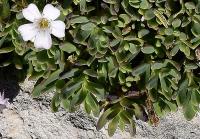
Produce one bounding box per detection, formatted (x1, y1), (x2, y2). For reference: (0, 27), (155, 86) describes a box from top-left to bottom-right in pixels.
(1, 0), (200, 136)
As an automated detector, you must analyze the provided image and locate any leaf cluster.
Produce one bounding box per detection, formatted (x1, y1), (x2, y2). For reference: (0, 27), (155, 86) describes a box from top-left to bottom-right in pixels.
(1, 0), (200, 136)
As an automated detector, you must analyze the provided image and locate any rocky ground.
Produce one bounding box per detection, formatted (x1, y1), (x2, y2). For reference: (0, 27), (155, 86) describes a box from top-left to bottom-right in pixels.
(0, 72), (200, 139)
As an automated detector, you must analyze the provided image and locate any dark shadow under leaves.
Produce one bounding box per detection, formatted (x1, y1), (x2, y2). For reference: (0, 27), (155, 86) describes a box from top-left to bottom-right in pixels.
(0, 66), (22, 103)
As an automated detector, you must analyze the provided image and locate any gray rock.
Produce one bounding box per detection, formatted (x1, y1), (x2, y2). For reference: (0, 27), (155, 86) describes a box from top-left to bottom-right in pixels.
(0, 79), (199, 139)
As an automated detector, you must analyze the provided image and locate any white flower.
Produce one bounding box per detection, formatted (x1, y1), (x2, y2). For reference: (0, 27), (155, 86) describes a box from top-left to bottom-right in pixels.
(0, 92), (9, 107)
(18, 3), (65, 49)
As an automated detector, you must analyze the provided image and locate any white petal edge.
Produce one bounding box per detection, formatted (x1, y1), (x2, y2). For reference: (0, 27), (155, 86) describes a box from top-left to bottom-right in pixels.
(42, 4), (60, 20)
(0, 93), (9, 106)
(22, 3), (41, 22)
(34, 31), (52, 49)
(51, 20), (65, 38)
(18, 23), (38, 41)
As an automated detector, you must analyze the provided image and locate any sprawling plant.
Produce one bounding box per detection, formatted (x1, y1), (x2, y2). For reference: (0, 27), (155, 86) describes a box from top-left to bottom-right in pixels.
(1, 0), (200, 136)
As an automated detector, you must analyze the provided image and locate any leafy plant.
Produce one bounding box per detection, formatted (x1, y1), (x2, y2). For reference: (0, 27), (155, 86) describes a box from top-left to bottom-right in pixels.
(1, 0), (200, 136)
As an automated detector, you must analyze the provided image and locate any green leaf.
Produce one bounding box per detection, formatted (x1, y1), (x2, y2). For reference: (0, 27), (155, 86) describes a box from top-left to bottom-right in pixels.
(102, 26), (113, 33)
(170, 45), (179, 56)
(124, 37), (144, 46)
(28, 71), (44, 80)
(179, 44), (190, 56)
(129, 43), (140, 54)
(0, 46), (14, 54)
(126, 76), (134, 82)
(0, 0), (10, 19)
(191, 23), (200, 37)
(60, 68), (79, 79)
(103, 0), (118, 4)
(149, 90), (158, 102)
(132, 63), (150, 76)
(164, 28), (173, 35)
(79, 0), (87, 12)
(81, 22), (96, 31)
(55, 80), (65, 90)
(140, 0), (150, 9)
(85, 80), (105, 99)
(62, 78), (83, 96)
(185, 2), (195, 10)
(129, 0), (140, 8)
(32, 69), (62, 97)
(120, 98), (133, 107)
(0, 35), (7, 48)
(118, 118), (125, 131)
(146, 75), (158, 90)
(60, 42), (77, 53)
(191, 90), (200, 106)
(73, 89), (88, 106)
(141, 46), (155, 54)
(159, 74), (172, 100)
(84, 69), (98, 78)
(70, 16), (89, 24)
(138, 29), (150, 38)
(183, 101), (197, 121)
(153, 102), (164, 117)
(118, 71), (126, 84)
(97, 104), (121, 130)
(151, 62), (164, 70)
(119, 110), (131, 124)
(85, 93), (99, 116)
(175, 81), (188, 106)
(61, 99), (70, 110)
(133, 103), (146, 121)
(108, 116), (119, 136)
(164, 60), (181, 71)
(154, 10), (168, 28)
(185, 63), (198, 70)
(144, 9), (155, 20)
(128, 118), (136, 136)
(172, 19), (181, 28)
(119, 14), (131, 26)
(164, 100), (177, 112)
(36, 50), (49, 62)
(51, 93), (60, 112)
(108, 68), (118, 78)
(13, 57), (23, 70)
(84, 100), (92, 114)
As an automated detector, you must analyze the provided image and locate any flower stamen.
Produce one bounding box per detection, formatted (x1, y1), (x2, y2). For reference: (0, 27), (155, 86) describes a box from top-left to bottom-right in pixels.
(38, 18), (49, 29)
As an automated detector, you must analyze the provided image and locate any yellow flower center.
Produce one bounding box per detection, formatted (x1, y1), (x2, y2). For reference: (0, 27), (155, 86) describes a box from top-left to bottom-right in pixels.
(38, 18), (49, 29)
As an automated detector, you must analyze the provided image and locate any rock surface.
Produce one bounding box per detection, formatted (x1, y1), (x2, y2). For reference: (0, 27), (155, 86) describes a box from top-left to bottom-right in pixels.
(0, 79), (200, 139)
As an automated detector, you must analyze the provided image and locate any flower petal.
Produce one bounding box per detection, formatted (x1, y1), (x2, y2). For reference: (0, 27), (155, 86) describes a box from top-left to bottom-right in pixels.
(51, 20), (65, 38)
(22, 3), (41, 22)
(18, 23), (38, 41)
(34, 31), (52, 49)
(0, 92), (9, 106)
(42, 4), (60, 20)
